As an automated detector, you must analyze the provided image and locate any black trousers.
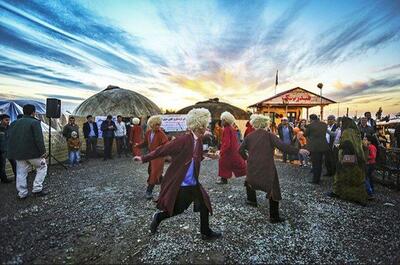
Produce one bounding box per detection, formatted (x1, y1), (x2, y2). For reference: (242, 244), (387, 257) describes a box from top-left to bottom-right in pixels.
(245, 182), (280, 219)
(115, 136), (129, 156)
(311, 151), (324, 183)
(103, 137), (114, 159)
(324, 148), (336, 176)
(0, 152), (16, 181)
(86, 137), (98, 158)
(156, 186), (211, 235)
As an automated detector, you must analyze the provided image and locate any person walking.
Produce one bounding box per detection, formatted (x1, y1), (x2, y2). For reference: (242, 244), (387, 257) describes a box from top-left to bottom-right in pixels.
(277, 117), (294, 163)
(7, 104), (48, 199)
(134, 108), (222, 240)
(136, 115), (168, 199)
(0, 114), (15, 183)
(217, 111), (246, 184)
(304, 114), (329, 184)
(115, 115), (129, 158)
(129, 117), (143, 156)
(83, 115), (99, 158)
(101, 115), (117, 160)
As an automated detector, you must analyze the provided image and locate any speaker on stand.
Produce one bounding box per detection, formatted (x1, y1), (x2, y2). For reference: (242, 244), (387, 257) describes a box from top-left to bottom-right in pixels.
(46, 98), (67, 170)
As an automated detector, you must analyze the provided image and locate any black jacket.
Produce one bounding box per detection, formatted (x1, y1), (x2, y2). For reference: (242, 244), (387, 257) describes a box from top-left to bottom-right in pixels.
(7, 116), (46, 160)
(304, 121), (329, 153)
(277, 124), (294, 143)
(83, 122), (99, 139)
(327, 123), (339, 149)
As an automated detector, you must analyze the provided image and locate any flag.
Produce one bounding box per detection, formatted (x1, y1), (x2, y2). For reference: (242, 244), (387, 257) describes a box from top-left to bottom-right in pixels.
(275, 70), (278, 86)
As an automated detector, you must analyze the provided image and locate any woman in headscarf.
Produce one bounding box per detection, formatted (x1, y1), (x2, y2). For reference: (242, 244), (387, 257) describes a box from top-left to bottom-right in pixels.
(329, 117), (368, 205)
(217, 111), (246, 184)
(239, 114), (309, 223)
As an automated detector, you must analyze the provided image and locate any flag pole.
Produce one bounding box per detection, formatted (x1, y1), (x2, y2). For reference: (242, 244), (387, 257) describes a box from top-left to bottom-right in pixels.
(275, 70), (278, 95)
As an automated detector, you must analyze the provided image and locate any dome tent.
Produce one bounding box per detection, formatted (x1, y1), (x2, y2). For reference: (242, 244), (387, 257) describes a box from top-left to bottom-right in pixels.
(176, 98), (250, 120)
(73, 85), (162, 117)
(0, 99), (46, 122)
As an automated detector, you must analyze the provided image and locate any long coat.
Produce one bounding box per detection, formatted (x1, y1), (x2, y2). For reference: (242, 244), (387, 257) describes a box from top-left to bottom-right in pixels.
(7, 116), (46, 160)
(142, 133), (212, 216)
(129, 125), (143, 156)
(304, 121), (329, 153)
(218, 125), (247, 179)
(239, 129), (298, 201)
(138, 129), (168, 185)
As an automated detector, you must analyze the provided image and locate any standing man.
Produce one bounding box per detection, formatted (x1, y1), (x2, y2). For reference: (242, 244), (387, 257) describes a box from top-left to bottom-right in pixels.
(83, 115), (99, 159)
(277, 117), (294, 163)
(325, 115), (339, 177)
(8, 104), (48, 199)
(115, 115), (128, 158)
(62, 116), (79, 140)
(0, 114), (15, 183)
(364, 112), (377, 132)
(304, 114), (329, 184)
(358, 117), (375, 139)
(134, 108), (222, 240)
(101, 115), (116, 160)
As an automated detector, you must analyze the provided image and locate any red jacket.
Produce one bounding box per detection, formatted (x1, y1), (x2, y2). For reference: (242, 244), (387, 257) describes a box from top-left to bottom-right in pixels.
(244, 122), (255, 138)
(218, 125), (247, 178)
(368, 144), (377, 164)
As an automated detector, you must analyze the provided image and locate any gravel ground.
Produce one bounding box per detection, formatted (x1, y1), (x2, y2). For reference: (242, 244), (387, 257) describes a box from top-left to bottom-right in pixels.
(0, 157), (399, 264)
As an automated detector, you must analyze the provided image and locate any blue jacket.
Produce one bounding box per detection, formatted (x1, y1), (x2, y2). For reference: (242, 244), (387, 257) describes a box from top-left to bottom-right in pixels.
(101, 120), (116, 138)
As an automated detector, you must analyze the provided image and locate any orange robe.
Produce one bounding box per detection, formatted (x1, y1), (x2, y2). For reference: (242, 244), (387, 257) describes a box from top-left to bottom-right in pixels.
(129, 125), (143, 156)
(137, 130), (168, 185)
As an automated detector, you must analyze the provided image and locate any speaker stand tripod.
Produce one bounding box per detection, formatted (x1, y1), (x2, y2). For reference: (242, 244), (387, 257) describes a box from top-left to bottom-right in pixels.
(48, 118), (67, 170)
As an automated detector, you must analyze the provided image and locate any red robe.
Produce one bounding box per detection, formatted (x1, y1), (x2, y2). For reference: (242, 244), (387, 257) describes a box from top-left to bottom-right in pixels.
(137, 130), (168, 185)
(218, 125), (247, 179)
(244, 121), (255, 138)
(142, 133), (212, 216)
(129, 125), (143, 156)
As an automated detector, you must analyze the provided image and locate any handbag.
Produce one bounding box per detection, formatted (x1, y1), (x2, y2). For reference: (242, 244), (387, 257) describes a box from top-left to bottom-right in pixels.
(341, 154), (357, 165)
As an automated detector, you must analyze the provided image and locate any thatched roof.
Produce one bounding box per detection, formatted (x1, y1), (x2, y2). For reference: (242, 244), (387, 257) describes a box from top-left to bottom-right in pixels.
(176, 98), (250, 120)
(73, 85), (161, 117)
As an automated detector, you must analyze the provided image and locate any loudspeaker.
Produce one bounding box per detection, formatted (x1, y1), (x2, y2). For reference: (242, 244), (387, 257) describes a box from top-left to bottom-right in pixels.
(46, 98), (61, 118)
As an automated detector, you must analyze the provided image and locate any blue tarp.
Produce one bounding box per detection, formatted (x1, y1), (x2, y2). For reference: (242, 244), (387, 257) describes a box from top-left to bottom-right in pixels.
(0, 100), (46, 122)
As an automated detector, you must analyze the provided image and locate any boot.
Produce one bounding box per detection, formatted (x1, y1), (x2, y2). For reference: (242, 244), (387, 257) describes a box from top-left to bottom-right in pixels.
(245, 181), (257, 207)
(269, 199), (285, 223)
(216, 178), (228, 184)
(150, 211), (168, 234)
(146, 185), (154, 200)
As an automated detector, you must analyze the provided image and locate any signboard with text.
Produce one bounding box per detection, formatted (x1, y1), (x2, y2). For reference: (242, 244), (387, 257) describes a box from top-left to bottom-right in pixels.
(161, 115), (187, 132)
(262, 88), (334, 106)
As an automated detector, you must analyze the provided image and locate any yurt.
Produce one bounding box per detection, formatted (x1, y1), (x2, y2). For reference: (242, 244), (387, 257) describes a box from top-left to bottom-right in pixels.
(73, 85), (161, 117)
(176, 98), (250, 133)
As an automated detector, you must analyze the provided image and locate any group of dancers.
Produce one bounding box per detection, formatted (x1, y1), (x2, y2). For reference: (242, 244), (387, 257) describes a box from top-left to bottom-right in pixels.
(133, 108), (309, 240)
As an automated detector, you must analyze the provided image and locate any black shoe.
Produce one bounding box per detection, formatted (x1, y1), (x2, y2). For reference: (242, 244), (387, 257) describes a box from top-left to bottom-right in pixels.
(1, 178), (13, 184)
(150, 213), (161, 234)
(246, 200), (258, 207)
(201, 230), (222, 240)
(33, 190), (49, 197)
(308, 180), (319, 185)
(270, 217), (286, 223)
(326, 191), (337, 198)
(216, 178), (228, 185)
(146, 190), (153, 200)
(17, 195), (28, 200)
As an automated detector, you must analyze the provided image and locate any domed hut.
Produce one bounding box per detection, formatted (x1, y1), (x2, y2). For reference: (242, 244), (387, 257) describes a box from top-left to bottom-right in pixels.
(73, 85), (161, 117)
(176, 98), (250, 136)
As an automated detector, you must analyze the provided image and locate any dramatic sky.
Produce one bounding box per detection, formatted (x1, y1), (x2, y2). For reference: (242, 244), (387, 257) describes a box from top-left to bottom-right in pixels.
(1, 0), (399, 116)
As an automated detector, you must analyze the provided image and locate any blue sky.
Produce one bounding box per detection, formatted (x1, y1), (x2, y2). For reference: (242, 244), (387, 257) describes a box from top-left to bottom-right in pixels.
(1, 0), (399, 116)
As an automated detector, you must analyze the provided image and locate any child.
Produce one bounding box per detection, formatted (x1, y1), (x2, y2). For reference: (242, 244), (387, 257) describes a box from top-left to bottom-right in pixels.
(364, 135), (377, 199)
(293, 127), (309, 167)
(68, 131), (81, 167)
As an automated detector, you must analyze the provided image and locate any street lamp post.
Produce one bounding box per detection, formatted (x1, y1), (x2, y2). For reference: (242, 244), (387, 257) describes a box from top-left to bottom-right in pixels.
(317, 83), (323, 120)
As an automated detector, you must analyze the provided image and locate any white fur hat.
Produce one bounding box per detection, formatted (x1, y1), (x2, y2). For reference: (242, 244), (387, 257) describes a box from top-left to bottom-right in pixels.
(186, 108), (211, 131)
(250, 114), (271, 129)
(220, 111), (235, 125)
(132, 117), (140, 125)
(147, 115), (162, 129)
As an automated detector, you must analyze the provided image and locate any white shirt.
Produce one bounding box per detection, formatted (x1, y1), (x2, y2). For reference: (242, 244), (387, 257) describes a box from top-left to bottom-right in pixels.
(326, 124), (336, 144)
(115, 121), (127, 137)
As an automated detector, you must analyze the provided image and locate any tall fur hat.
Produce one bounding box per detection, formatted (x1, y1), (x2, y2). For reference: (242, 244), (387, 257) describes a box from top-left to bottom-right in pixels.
(186, 108), (211, 131)
(250, 114), (271, 129)
(220, 111), (235, 125)
(132, 117), (140, 125)
(147, 115), (162, 129)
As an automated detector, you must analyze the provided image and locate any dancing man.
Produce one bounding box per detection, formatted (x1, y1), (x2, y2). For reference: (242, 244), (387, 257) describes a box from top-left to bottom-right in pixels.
(134, 108), (222, 240)
(136, 115), (168, 200)
(239, 115), (309, 223)
(217, 111), (246, 184)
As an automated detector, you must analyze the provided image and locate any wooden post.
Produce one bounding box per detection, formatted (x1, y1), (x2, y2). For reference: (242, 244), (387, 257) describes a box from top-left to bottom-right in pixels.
(306, 107), (309, 122)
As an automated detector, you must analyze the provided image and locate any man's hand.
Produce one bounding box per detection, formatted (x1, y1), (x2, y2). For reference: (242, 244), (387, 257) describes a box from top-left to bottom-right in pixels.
(133, 156), (142, 162)
(299, 149), (310, 156)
